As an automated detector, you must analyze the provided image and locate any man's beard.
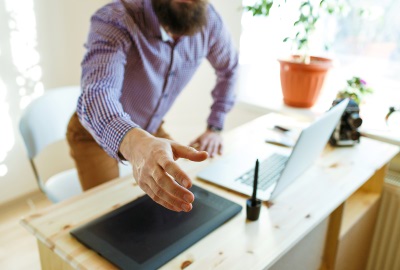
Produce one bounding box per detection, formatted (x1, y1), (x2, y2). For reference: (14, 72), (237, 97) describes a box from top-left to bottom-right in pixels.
(151, 0), (208, 36)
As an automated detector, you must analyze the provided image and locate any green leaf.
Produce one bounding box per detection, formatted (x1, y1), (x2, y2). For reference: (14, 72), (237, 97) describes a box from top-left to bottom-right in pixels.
(300, 2), (309, 8)
(299, 14), (308, 22)
(243, 0), (274, 17)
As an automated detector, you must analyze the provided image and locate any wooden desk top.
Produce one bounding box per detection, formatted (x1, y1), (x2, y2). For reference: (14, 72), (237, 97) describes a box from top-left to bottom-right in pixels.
(21, 113), (399, 270)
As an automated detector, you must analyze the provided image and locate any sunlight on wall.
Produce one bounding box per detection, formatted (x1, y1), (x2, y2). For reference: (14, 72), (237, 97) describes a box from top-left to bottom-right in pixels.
(5, 0), (44, 110)
(0, 0), (43, 177)
(240, 0), (296, 64)
(0, 79), (11, 177)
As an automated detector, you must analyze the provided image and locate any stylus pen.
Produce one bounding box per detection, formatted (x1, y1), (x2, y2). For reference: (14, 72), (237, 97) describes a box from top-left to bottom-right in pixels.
(251, 159), (259, 206)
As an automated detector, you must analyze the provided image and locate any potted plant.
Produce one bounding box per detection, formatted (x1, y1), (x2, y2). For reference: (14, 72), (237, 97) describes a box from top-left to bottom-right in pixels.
(244, 0), (346, 108)
(336, 76), (373, 105)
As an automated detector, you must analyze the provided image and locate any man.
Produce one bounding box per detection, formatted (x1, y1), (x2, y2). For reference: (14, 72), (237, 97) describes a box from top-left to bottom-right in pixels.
(67, 0), (238, 212)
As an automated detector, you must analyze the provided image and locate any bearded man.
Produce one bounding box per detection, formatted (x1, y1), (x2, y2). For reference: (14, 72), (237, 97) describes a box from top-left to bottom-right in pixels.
(66, 0), (238, 212)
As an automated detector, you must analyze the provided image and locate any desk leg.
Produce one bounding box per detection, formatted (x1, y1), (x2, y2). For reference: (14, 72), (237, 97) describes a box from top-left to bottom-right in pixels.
(320, 164), (389, 270)
(320, 202), (345, 270)
(38, 241), (74, 270)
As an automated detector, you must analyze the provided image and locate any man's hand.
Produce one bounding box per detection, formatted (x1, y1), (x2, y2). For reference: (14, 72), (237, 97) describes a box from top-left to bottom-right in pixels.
(119, 128), (208, 212)
(190, 129), (223, 158)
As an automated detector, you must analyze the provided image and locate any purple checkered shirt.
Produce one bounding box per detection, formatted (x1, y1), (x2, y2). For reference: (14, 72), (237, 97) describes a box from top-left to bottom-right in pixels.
(77, 0), (239, 160)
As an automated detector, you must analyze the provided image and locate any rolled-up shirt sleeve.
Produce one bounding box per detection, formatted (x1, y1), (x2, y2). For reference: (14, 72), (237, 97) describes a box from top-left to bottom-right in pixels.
(206, 6), (239, 130)
(77, 10), (138, 160)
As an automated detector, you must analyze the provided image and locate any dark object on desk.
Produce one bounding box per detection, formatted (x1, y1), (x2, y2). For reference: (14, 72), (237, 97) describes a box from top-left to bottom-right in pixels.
(273, 125), (291, 133)
(70, 185), (242, 270)
(386, 106), (400, 130)
(247, 159), (262, 221)
(329, 98), (362, 147)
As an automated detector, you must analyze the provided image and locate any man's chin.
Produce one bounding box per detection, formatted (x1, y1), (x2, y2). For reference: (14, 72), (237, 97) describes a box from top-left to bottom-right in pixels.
(153, 0), (207, 36)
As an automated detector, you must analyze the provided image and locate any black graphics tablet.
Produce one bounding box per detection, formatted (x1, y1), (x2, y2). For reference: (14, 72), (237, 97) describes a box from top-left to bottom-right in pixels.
(70, 185), (242, 270)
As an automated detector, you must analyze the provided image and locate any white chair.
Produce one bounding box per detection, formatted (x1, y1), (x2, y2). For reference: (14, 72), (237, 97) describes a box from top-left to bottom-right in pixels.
(19, 86), (133, 203)
(19, 86), (83, 203)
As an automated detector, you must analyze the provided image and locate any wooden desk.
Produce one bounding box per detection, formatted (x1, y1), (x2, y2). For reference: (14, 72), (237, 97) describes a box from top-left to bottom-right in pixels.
(21, 114), (399, 270)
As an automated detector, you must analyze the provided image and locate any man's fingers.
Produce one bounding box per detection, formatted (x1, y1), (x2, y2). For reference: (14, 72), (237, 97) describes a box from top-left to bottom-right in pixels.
(137, 166), (194, 212)
(157, 155), (194, 189)
(172, 143), (208, 161)
(140, 183), (181, 212)
(142, 181), (193, 212)
(205, 141), (213, 157)
(218, 143), (223, 155)
(151, 166), (195, 204)
(206, 142), (218, 158)
(147, 179), (193, 212)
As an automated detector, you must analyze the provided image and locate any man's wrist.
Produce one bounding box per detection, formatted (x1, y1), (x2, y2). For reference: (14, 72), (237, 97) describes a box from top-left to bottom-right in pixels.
(119, 128), (151, 160)
(207, 124), (222, 133)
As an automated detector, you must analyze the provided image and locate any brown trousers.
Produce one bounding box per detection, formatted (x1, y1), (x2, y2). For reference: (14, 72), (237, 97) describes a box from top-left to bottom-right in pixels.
(66, 112), (172, 190)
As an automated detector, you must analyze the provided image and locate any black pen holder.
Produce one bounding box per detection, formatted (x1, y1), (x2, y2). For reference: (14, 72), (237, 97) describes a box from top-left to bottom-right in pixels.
(246, 198), (262, 221)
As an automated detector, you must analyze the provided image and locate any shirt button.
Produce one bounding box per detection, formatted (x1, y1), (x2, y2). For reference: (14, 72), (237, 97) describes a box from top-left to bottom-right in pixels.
(163, 93), (169, 98)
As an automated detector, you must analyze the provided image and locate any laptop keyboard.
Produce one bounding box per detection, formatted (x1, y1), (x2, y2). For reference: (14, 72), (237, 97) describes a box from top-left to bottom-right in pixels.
(235, 153), (289, 191)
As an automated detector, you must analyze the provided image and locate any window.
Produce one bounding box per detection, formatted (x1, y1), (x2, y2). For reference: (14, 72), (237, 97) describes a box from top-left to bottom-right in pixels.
(239, 0), (400, 132)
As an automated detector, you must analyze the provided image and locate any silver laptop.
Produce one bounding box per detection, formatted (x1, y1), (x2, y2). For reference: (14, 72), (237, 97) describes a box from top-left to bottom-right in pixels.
(197, 99), (349, 201)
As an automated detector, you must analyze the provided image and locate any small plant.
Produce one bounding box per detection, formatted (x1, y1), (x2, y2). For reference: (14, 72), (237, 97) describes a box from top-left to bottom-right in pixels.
(336, 76), (373, 105)
(244, 0), (347, 63)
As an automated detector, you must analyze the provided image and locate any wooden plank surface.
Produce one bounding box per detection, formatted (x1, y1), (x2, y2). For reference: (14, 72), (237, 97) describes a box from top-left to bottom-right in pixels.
(21, 113), (399, 270)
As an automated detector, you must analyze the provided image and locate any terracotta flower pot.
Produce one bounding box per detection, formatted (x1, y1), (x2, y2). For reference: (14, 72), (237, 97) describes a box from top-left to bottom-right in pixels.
(278, 56), (333, 108)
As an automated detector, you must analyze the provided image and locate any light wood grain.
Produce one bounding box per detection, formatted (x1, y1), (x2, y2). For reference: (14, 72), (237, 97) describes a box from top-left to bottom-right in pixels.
(340, 191), (380, 239)
(20, 113), (399, 270)
(335, 200), (380, 270)
(360, 164), (389, 194)
(38, 240), (74, 270)
(0, 192), (52, 270)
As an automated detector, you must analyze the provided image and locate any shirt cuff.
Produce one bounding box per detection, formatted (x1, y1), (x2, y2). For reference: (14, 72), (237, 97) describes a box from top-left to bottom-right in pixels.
(207, 110), (227, 130)
(101, 117), (139, 161)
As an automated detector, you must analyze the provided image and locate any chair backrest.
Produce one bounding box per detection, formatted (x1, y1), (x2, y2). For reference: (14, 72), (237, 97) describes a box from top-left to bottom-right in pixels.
(19, 86), (131, 200)
(20, 86), (81, 189)
(19, 86), (81, 159)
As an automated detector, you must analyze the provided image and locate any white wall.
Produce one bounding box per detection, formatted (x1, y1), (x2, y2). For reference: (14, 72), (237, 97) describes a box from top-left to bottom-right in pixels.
(0, 0), (244, 204)
(0, 0), (108, 204)
(33, 0), (110, 88)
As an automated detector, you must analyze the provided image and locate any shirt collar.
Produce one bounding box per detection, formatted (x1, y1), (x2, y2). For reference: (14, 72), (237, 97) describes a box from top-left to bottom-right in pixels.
(160, 26), (173, 42)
